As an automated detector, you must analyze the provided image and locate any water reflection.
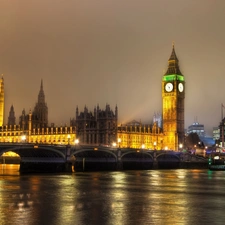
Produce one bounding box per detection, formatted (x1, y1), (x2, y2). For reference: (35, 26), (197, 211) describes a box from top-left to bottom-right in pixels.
(1, 166), (225, 224)
(1, 164), (20, 175)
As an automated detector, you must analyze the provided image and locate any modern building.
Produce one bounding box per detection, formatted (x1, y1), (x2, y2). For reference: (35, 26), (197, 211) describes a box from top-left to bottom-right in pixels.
(219, 118), (225, 148)
(213, 126), (220, 143)
(187, 121), (215, 147)
(187, 122), (205, 137)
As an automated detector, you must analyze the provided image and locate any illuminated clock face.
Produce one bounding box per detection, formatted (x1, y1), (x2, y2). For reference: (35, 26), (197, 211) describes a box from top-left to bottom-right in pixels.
(165, 83), (173, 92)
(178, 83), (184, 92)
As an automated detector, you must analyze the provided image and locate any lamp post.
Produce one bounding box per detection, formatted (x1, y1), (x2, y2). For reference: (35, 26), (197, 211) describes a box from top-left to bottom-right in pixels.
(21, 135), (26, 143)
(71, 139), (79, 172)
(74, 139), (79, 145)
(153, 141), (157, 151)
(179, 143), (183, 152)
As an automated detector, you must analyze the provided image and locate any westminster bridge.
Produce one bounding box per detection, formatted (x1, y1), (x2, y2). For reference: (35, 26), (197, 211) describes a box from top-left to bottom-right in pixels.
(0, 143), (208, 172)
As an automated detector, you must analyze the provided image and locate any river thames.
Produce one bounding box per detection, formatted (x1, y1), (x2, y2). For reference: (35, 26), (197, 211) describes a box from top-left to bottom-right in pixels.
(1, 165), (225, 225)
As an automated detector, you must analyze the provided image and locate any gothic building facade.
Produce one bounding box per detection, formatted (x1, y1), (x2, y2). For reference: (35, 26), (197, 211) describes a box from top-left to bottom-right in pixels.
(117, 120), (163, 150)
(70, 104), (118, 146)
(162, 44), (185, 150)
(117, 44), (185, 150)
(0, 45), (185, 150)
(1, 80), (76, 145)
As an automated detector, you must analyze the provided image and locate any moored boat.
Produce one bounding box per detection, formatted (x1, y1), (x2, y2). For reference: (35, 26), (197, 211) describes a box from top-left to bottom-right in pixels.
(209, 157), (225, 171)
(209, 164), (225, 171)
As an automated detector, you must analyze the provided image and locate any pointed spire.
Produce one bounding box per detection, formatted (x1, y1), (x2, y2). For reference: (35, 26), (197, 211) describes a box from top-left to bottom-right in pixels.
(40, 79), (43, 91)
(10, 104), (14, 111)
(165, 43), (183, 75)
(169, 42), (178, 61)
(38, 79), (45, 103)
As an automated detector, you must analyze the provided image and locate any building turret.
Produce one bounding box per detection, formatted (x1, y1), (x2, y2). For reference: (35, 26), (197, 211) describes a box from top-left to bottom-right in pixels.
(115, 105), (118, 118)
(76, 106), (79, 118)
(165, 43), (183, 75)
(32, 80), (48, 128)
(8, 105), (16, 126)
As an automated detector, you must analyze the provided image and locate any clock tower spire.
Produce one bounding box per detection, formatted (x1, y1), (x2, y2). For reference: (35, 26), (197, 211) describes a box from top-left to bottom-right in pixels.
(162, 44), (185, 151)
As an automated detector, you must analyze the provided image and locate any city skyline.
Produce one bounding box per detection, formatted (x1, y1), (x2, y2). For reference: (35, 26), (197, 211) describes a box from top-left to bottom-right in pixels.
(1, 0), (225, 136)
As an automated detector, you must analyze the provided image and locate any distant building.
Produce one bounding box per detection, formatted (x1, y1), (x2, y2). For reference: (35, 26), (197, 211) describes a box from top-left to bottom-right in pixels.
(219, 118), (225, 147)
(187, 122), (205, 137)
(187, 121), (215, 147)
(213, 127), (220, 142)
(153, 112), (162, 128)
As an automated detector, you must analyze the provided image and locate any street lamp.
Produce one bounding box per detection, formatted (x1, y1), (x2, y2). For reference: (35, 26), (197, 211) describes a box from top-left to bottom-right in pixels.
(153, 141), (157, 150)
(204, 146), (207, 157)
(74, 139), (79, 145)
(21, 135), (26, 143)
(179, 143), (183, 152)
(141, 144), (145, 149)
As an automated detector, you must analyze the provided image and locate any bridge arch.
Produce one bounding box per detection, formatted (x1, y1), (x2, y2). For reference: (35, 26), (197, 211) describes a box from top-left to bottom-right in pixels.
(121, 150), (154, 170)
(156, 152), (181, 160)
(71, 149), (118, 171)
(156, 152), (181, 169)
(0, 146), (66, 160)
(121, 151), (153, 159)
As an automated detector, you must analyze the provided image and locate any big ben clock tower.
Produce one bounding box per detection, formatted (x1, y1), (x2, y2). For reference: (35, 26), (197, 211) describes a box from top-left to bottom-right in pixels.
(162, 44), (185, 151)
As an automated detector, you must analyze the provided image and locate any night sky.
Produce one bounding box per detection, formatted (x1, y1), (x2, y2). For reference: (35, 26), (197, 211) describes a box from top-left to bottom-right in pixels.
(1, 0), (225, 136)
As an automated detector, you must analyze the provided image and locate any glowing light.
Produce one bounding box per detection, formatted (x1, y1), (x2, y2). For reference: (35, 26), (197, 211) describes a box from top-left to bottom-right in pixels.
(21, 135), (26, 141)
(2, 151), (20, 157)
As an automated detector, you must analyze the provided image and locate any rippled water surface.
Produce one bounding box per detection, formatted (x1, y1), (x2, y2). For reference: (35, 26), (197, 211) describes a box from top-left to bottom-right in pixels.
(1, 165), (225, 225)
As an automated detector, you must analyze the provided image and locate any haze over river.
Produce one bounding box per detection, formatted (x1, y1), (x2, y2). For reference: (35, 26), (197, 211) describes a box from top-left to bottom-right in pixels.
(1, 165), (225, 225)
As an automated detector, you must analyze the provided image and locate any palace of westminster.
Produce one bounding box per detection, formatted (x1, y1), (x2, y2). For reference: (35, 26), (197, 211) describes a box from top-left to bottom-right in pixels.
(0, 45), (185, 151)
